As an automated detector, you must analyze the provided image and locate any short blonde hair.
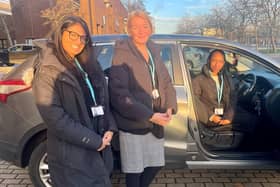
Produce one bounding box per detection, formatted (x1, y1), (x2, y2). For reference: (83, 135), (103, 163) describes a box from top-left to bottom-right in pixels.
(127, 10), (154, 34)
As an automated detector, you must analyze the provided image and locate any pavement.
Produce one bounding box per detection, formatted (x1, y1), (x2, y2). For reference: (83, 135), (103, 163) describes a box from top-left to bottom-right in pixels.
(0, 159), (280, 187)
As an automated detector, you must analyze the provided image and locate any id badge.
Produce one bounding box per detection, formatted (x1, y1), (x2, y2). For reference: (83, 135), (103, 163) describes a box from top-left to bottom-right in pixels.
(214, 107), (224, 115)
(152, 89), (160, 99)
(91, 106), (104, 117)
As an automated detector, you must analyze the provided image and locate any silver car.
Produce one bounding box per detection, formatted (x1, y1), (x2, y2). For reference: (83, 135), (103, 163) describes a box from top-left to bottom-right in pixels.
(0, 34), (280, 187)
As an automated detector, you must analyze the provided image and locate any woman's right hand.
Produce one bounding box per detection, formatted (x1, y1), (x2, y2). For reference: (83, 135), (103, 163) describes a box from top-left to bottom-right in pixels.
(211, 115), (222, 124)
(150, 112), (171, 126)
(97, 140), (107, 151)
(97, 131), (114, 151)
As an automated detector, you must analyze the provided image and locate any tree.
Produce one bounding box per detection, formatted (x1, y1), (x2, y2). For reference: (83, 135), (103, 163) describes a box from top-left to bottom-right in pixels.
(225, 0), (252, 43)
(205, 7), (228, 38)
(176, 16), (205, 35)
(260, 0), (280, 52)
(41, 0), (80, 34)
(121, 0), (148, 13)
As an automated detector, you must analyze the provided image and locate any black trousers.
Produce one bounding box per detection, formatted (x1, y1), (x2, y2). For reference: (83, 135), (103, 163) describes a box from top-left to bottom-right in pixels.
(125, 166), (162, 187)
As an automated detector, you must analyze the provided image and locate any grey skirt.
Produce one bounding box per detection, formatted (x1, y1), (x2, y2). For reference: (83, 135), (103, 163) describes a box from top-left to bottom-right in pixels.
(119, 131), (165, 173)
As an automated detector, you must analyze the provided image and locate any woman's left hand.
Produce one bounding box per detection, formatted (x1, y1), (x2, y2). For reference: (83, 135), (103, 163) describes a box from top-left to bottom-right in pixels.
(103, 131), (114, 146)
(219, 119), (231, 125)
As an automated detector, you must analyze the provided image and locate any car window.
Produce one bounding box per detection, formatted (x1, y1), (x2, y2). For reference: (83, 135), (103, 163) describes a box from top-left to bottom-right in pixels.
(9, 46), (21, 52)
(96, 45), (113, 75)
(160, 44), (174, 82)
(96, 43), (176, 82)
(225, 52), (267, 72)
(22, 46), (33, 51)
(183, 46), (211, 77)
(182, 45), (272, 78)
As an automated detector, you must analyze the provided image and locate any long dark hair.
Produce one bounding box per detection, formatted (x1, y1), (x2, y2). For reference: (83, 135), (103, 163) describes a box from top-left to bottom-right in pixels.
(207, 49), (228, 73)
(207, 49), (234, 91)
(50, 16), (92, 64)
(49, 16), (104, 83)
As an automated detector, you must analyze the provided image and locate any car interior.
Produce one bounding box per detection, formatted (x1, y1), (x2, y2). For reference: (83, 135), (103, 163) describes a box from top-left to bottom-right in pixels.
(184, 46), (280, 153)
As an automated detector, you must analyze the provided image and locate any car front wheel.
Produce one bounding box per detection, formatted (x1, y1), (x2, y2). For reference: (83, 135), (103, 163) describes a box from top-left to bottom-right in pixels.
(29, 141), (51, 187)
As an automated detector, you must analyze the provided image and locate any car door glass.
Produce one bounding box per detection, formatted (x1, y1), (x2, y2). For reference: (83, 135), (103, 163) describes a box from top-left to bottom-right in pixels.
(96, 45), (114, 75)
(183, 46), (210, 77)
(9, 46), (18, 52)
(160, 44), (174, 82)
(225, 52), (271, 73)
(182, 46), (268, 77)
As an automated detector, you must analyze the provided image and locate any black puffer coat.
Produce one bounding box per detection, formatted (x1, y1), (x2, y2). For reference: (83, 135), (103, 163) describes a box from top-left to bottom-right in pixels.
(32, 40), (117, 187)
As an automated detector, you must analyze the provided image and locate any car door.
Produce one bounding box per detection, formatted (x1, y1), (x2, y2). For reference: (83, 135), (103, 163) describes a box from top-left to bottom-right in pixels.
(156, 41), (190, 164)
(94, 40), (191, 164)
(180, 41), (280, 162)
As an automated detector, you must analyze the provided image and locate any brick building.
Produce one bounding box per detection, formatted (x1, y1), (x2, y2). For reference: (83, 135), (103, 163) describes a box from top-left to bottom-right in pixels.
(80, 0), (127, 35)
(4, 0), (127, 44)
(9, 0), (55, 43)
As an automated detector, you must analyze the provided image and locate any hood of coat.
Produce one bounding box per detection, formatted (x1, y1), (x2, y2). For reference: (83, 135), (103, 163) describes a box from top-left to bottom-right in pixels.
(33, 39), (67, 71)
(33, 39), (81, 89)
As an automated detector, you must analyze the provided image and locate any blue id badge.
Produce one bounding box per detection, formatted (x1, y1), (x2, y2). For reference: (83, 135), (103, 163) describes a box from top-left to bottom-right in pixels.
(91, 106), (104, 117)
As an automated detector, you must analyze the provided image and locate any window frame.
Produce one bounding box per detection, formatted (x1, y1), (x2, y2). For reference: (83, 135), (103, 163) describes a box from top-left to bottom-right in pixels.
(94, 40), (184, 85)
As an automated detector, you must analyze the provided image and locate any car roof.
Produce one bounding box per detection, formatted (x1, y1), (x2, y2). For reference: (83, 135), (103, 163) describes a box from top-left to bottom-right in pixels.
(91, 34), (280, 68)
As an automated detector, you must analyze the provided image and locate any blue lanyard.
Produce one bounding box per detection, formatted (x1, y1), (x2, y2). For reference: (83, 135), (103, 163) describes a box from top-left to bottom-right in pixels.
(74, 58), (97, 106)
(216, 75), (224, 105)
(147, 49), (156, 89)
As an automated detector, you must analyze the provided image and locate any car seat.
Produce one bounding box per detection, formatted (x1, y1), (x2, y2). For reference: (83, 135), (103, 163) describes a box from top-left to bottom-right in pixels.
(199, 123), (244, 151)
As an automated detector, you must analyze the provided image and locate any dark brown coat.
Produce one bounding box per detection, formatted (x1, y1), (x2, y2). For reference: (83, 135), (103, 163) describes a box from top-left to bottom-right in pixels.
(192, 63), (236, 126)
(109, 37), (177, 138)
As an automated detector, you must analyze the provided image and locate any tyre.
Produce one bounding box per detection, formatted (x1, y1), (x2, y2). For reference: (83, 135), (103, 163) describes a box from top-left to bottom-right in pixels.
(29, 141), (51, 187)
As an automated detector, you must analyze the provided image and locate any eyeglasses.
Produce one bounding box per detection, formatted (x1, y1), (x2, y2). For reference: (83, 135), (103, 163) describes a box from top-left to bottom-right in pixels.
(64, 30), (89, 44)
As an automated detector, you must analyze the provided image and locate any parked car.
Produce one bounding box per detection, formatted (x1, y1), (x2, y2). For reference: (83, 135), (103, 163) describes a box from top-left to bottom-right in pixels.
(0, 48), (9, 64)
(8, 43), (39, 63)
(0, 34), (280, 187)
(0, 44), (39, 76)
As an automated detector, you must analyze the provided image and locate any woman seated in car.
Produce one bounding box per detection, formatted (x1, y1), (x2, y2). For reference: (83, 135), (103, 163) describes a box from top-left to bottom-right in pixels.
(192, 49), (255, 133)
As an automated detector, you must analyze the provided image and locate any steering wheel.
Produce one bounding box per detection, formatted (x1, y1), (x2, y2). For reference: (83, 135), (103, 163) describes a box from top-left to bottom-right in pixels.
(237, 73), (257, 97)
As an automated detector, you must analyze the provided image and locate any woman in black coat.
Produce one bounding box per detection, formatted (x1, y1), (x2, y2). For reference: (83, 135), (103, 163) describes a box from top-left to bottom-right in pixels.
(32, 16), (117, 187)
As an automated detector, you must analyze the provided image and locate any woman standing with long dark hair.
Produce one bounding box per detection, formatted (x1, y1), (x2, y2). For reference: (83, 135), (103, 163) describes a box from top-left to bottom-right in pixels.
(32, 16), (117, 187)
